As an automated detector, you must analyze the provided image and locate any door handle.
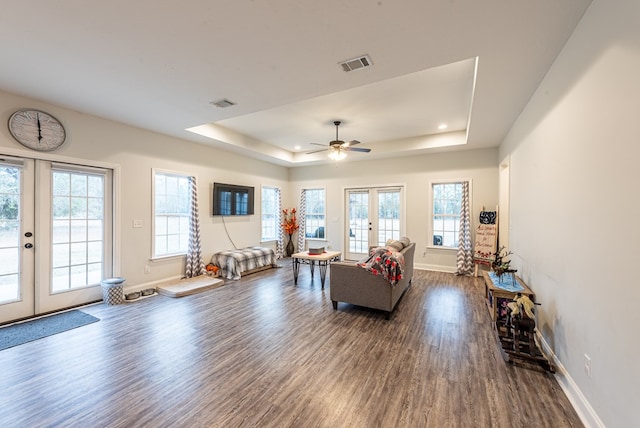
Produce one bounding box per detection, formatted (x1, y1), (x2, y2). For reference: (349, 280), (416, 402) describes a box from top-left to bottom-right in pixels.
(25, 232), (33, 237)
(25, 243), (33, 249)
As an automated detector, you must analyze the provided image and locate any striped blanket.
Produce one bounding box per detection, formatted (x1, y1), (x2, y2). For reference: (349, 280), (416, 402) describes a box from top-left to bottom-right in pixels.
(211, 247), (277, 280)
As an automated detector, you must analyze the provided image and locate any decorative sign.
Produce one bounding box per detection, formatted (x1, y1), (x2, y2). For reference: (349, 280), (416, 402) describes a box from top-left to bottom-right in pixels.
(474, 210), (498, 263)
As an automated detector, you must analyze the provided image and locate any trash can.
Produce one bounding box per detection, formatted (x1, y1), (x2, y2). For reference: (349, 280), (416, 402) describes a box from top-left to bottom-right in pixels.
(101, 277), (126, 305)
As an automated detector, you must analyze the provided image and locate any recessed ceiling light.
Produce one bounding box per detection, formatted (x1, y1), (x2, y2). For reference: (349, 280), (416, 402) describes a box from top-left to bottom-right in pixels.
(294, 145), (301, 150)
(438, 123), (448, 130)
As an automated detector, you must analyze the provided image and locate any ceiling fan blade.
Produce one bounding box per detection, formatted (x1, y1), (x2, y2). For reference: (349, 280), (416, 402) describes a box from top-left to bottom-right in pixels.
(306, 148), (328, 154)
(346, 140), (361, 146)
(347, 147), (371, 153)
(309, 142), (328, 147)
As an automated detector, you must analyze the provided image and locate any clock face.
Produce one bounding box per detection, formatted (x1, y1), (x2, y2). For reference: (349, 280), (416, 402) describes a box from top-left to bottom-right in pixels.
(8, 109), (66, 151)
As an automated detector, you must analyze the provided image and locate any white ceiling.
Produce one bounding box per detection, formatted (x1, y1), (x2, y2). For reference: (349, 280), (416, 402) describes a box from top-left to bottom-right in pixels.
(0, 1), (592, 166)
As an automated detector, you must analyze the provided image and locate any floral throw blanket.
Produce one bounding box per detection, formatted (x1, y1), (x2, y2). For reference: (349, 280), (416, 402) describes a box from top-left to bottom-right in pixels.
(358, 246), (405, 286)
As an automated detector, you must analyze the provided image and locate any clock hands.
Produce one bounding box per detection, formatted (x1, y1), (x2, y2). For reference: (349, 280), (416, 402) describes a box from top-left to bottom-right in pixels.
(36, 112), (43, 142)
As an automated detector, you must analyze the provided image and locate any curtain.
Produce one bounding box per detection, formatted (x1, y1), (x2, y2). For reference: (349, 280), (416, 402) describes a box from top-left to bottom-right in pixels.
(455, 181), (473, 276)
(185, 176), (206, 278)
(297, 189), (307, 253)
(275, 187), (284, 259)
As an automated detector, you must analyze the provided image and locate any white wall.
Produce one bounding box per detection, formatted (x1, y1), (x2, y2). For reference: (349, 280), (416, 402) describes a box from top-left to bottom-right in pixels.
(289, 148), (498, 271)
(500, 1), (640, 426)
(0, 90), (289, 288)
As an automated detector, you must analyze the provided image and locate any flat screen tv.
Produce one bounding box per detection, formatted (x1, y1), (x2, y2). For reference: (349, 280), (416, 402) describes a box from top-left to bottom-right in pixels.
(212, 182), (255, 216)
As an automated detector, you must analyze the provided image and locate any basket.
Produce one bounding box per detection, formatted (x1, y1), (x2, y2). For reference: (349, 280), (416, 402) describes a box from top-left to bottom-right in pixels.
(100, 277), (126, 305)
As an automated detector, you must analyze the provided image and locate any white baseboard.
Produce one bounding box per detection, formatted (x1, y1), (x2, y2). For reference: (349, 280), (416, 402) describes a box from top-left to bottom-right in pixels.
(123, 275), (183, 293)
(536, 332), (605, 428)
(413, 262), (456, 273)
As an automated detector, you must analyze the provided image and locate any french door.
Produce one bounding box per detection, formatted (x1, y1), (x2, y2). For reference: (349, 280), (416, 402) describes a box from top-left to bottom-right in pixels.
(345, 186), (403, 260)
(0, 156), (113, 324)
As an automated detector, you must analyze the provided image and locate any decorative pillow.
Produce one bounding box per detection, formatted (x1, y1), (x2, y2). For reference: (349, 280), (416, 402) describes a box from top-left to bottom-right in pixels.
(399, 236), (410, 248)
(385, 239), (403, 251)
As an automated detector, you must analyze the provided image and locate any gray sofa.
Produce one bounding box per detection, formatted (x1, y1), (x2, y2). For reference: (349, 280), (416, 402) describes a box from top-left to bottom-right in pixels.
(330, 241), (415, 319)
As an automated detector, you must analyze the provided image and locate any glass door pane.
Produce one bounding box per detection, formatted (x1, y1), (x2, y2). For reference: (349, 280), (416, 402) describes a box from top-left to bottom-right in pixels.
(347, 190), (369, 260)
(0, 158), (35, 323)
(0, 163), (22, 303)
(376, 189), (401, 246)
(51, 170), (105, 292)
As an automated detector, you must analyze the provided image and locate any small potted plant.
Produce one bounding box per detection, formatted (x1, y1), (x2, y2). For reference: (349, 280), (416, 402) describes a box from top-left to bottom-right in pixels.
(492, 246), (516, 279)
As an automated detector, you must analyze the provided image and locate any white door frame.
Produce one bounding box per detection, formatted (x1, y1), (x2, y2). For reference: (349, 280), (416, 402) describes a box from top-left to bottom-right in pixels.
(344, 186), (404, 260)
(0, 147), (120, 323)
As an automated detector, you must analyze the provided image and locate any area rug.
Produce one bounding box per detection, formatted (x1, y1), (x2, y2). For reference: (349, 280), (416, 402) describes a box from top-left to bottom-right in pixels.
(0, 310), (100, 351)
(157, 275), (225, 298)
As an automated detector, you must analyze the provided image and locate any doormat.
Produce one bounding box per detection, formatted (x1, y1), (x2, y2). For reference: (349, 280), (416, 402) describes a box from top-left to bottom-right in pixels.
(0, 310), (100, 351)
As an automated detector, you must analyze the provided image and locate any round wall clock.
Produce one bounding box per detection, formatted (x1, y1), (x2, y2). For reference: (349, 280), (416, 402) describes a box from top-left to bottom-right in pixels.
(8, 109), (66, 151)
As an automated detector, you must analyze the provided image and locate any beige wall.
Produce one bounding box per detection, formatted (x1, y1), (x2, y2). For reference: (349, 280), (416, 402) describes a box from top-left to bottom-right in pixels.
(0, 90), (289, 287)
(289, 148), (499, 271)
(500, 1), (639, 426)
(1, 88), (500, 282)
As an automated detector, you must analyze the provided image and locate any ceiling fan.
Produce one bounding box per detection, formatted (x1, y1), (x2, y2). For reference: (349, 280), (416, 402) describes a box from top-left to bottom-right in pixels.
(306, 121), (371, 160)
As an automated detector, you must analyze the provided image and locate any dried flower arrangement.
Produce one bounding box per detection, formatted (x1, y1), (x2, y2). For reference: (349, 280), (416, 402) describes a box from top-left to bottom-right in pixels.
(282, 208), (299, 235)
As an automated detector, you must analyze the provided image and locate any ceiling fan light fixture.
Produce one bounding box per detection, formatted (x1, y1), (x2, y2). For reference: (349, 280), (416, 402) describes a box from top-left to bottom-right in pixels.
(328, 147), (346, 161)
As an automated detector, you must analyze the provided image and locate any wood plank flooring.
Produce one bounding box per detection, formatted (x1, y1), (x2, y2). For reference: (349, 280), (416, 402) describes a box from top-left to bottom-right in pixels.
(0, 265), (583, 427)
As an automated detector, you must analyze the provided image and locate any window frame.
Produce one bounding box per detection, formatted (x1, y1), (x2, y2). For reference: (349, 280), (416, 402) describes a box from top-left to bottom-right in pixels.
(303, 187), (326, 240)
(428, 179), (471, 250)
(151, 169), (191, 260)
(261, 185), (280, 243)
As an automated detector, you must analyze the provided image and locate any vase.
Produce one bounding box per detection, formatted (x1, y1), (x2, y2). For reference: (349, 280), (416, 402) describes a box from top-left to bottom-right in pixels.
(286, 234), (295, 256)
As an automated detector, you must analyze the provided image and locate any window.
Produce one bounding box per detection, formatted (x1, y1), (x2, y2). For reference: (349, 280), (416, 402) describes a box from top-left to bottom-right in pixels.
(431, 182), (463, 248)
(261, 186), (280, 242)
(304, 188), (325, 239)
(153, 170), (190, 258)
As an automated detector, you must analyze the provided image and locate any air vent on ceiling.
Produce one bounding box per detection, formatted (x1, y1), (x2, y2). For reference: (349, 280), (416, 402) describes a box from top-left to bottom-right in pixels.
(210, 98), (236, 108)
(339, 55), (373, 72)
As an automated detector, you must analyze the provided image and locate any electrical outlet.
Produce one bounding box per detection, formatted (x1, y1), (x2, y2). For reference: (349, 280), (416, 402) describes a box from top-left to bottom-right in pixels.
(584, 354), (591, 378)
(144, 265), (151, 274)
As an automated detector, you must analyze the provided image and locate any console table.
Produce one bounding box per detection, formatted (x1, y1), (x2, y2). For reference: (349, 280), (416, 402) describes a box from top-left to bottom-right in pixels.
(482, 271), (554, 371)
(291, 250), (341, 289)
(482, 270), (534, 322)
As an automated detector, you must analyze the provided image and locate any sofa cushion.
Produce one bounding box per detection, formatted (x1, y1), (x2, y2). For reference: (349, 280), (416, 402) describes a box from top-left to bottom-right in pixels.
(399, 236), (411, 248)
(385, 239), (404, 251)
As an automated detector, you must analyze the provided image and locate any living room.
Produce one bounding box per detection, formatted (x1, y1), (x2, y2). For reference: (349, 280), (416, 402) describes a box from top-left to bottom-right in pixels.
(1, 1), (638, 427)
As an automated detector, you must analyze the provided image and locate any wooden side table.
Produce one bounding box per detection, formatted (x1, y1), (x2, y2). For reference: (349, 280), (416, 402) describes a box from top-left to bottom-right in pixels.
(483, 271), (554, 371)
(291, 250), (342, 289)
(482, 271), (534, 322)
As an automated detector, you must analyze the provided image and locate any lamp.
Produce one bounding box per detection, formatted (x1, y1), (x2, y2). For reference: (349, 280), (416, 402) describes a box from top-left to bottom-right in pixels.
(328, 146), (346, 161)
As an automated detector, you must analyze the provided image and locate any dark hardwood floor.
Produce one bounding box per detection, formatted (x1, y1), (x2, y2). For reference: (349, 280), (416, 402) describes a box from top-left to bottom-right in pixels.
(0, 265), (583, 427)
